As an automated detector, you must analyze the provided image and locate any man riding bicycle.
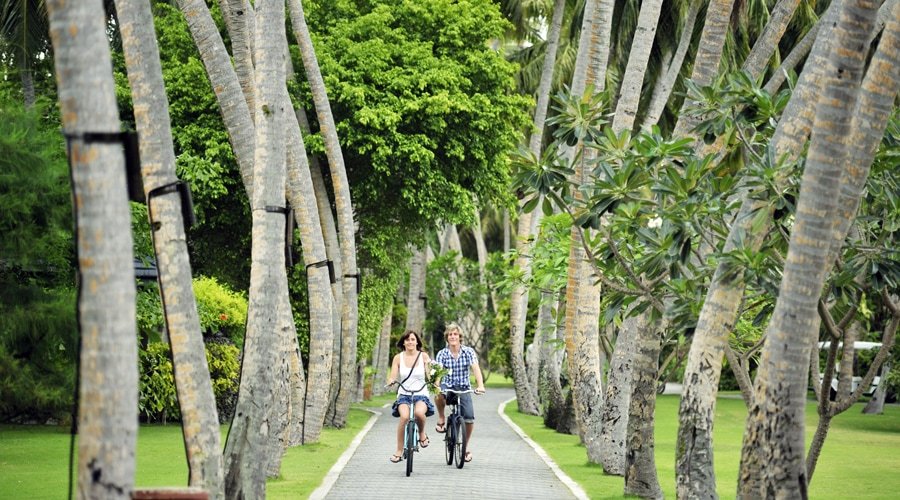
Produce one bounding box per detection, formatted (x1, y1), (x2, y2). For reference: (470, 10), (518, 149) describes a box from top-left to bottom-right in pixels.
(434, 323), (485, 463)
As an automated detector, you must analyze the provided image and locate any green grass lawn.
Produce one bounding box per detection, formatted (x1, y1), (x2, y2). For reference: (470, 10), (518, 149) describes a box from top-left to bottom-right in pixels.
(0, 394), (395, 500)
(504, 393), (900, 499)
(3, 387), (897, 499)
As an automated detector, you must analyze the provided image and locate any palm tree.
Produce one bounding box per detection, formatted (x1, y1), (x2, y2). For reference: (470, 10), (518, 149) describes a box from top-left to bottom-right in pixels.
(284, 103), (334, 443)
(737, 1), (879, 496)
(741, 0), (802, 81)
(371, 305), (394, 397)
(806, 2), (900, 480)
(287, 0), (361, 428)
(623, 312), (663, 499)
(222, 0), (287, 496)
(46, 0), (138, 498)
(642, 0), (702, 128)
(672, 0), (737, 139)
(295, 106), (345, 432)
(610, 0), (664, 133)
(217, 0), (255, 120)
(1, 0), (49, 107)
(562, 0), (606, 462)
(176, 0), (255, 193)
(597, 310), (638, 476)
(509, 0), (568, 417)
(675, 4), (844, 495)
(114, 0), (224, 495)
(405, 247), (427, 333)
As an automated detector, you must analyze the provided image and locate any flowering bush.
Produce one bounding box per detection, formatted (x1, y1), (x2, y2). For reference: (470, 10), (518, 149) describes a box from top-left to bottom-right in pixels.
(425, 361), (450, 395)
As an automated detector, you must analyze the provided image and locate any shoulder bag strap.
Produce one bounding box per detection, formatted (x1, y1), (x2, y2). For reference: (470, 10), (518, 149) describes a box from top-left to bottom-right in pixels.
(397, 351), (422, 390)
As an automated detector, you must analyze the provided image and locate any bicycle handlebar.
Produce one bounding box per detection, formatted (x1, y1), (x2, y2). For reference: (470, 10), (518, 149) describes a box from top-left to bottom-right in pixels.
(443, 388), (484, 395)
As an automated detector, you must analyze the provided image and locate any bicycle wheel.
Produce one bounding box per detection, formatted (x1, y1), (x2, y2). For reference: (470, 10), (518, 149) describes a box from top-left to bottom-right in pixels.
(444, 417), (454, 465)
(405, 422), (416, 477)
(453, 417), (466, 469)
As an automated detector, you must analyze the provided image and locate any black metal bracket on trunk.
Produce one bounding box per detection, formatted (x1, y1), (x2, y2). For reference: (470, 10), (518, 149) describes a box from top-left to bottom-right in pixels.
(344, 273), (361, 294)
(147, 181), (196, 234)
(307, 259), (336, 283)
(64, 131), (143, 203)
(265, 205), (295, 267)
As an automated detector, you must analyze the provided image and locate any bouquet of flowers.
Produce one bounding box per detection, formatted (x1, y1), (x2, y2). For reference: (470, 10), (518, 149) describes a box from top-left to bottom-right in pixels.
(425, 361), (450, 395)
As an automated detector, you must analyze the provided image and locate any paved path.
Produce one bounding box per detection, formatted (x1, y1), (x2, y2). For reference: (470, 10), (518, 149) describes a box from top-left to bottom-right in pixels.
(312, 388), (586, 499)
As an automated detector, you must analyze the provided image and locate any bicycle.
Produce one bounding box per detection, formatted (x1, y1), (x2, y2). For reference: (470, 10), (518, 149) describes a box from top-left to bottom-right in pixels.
(441, 387), (481, 469)
(386, 381), (424, 477)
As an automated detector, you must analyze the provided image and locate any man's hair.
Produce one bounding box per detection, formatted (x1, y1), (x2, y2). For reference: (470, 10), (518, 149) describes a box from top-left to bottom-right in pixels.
(443, 322), (463, 341)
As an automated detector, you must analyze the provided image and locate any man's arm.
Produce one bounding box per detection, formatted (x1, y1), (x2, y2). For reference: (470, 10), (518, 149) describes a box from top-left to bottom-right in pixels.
(472, 360), (485, 393)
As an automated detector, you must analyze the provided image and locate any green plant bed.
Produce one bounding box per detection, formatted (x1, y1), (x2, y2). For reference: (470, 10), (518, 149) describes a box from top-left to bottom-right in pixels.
(0, 405), (376, 498)
(504, 395), (900, 499)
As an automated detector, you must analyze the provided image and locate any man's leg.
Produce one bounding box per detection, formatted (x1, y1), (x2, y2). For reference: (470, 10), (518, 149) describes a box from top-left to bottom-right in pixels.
(435, 393), (446, 431)
(461, 393), (475, 460)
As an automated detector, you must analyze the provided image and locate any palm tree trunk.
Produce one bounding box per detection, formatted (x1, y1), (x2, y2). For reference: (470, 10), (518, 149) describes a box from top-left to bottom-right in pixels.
(372, 307), (394, 397)
(405, 247), (427, 332)
(510, 209), (541, 415)
(177, 0), (255, 194)
(563, 0), (605, 460)
(284, 96), (334, 444)
(598, 311), (641, 476)
(642, 0), (701, 128)
(672, 0), (737, 139)
(508, 0), (567, 416)
(623, 319), (663, 499)
(217, 0), (256, 121)
(741, 0), (802, 81)
(676, 0), (895, 492)
(46, 1), (138, 498)
(222, 0), (287, 496)
(539, 291), (567, 429)
(767, 2), (841, 156)
(266, 290), (294, 477)
(675, 198), (768, 498)
(294, 107), (345, 419)
(611, 0), (664, 133)
(288, 0), (360, 427)
(20, 68), (35, 108)
(737, 2), (878, 496)
(589, 0), (613, 92)
(830, 0), (900, 257)
(287, 325), (308, 447)
(115, 0), (224, 495)
(762, 19), (819, 95)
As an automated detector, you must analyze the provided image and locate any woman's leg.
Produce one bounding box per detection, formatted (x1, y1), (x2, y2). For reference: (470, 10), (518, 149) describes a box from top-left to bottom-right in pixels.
(414, 400), (428, 444)
(395, 403), (410, 457)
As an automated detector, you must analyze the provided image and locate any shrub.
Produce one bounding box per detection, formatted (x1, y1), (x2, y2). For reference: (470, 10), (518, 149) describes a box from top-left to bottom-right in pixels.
(206, 342), (240, 423)
(193, 276), (247, 346)
(138, 341), (241, 424)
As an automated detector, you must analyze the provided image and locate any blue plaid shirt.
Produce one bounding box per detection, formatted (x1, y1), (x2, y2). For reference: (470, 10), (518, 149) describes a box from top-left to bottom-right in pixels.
(435, 345), (478, 388)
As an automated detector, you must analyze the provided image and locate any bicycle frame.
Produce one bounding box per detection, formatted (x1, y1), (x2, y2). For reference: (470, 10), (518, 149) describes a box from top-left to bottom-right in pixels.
(389, 380), (425, 477)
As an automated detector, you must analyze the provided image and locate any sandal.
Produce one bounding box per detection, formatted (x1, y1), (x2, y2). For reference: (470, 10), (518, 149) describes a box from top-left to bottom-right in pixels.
(419, 436), (430, 448)
(435, 422), (446, 433)
(464, 451), (473, 462)
(389, 454), (402, 463)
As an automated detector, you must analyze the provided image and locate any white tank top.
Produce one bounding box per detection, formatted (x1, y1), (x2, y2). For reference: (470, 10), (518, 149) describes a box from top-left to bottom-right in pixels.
(398, 352), (429, 397)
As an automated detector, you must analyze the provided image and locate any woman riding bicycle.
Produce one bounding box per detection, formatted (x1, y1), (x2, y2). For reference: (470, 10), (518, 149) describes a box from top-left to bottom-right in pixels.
(434, 323), (485, 463)
(386, 330), (435, 463)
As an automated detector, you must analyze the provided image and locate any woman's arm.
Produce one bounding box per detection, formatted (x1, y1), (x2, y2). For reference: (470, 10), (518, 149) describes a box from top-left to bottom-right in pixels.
(387, 354), (400, 386)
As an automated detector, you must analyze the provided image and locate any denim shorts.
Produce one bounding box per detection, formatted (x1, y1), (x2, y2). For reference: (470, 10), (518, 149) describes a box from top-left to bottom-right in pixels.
(440, 384), (475, 423)
(392, 394), (436, 418)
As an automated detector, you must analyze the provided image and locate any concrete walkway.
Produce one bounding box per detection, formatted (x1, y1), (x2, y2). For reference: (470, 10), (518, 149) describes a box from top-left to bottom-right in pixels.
(311, 388), (587, 499)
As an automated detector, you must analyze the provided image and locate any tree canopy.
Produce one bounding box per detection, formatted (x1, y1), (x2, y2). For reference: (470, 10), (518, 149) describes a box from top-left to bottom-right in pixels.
(299, 0), (531, 269)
